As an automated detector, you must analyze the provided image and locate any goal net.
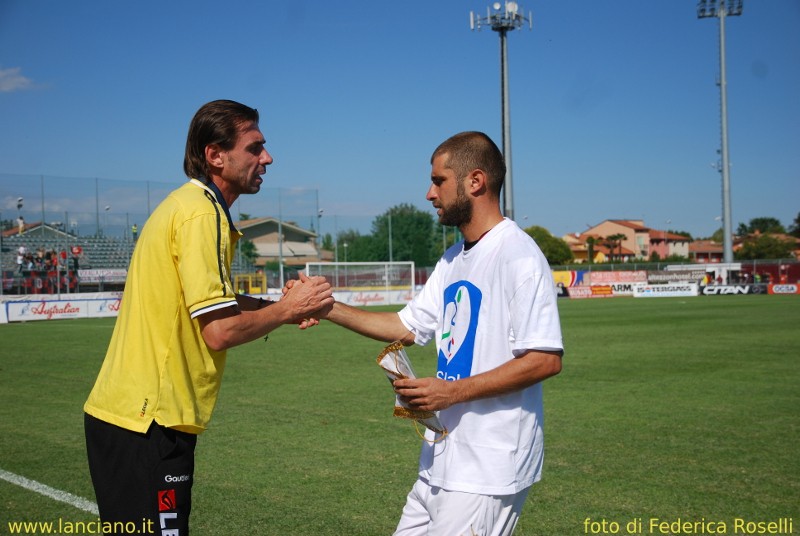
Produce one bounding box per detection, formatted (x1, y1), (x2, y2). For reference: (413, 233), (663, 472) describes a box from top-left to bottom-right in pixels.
(304, 261), (415, 293)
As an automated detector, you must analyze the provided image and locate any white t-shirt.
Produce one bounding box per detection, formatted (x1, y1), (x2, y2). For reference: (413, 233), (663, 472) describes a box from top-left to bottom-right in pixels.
(398, 218), (563, 495)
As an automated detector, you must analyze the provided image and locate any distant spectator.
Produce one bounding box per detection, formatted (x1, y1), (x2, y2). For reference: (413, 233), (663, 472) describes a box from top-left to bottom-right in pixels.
(131, 223), (138, 242)
(71, 245), (83, 271)
(37, 248), (46, 270)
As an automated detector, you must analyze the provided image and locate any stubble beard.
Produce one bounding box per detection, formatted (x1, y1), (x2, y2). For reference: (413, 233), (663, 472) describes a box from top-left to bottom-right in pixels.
(438, 182), (472, 228)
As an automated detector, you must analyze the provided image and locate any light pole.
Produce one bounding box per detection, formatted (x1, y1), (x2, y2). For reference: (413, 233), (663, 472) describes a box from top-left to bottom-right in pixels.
(388, 212), (393, 263)
(343, 242), (349, 288)
(470, 1), (531, 221)
(698, 0), (742, 264)
(317, 209), (323, 261)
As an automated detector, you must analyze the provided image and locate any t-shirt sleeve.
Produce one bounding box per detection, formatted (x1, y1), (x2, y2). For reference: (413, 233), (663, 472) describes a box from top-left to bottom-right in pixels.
(397, 265), (442, 347)
(508, 263), (564, 355)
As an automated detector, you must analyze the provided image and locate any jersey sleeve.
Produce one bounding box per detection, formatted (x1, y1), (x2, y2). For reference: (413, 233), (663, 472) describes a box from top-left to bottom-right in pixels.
(176, 212), (237, 318)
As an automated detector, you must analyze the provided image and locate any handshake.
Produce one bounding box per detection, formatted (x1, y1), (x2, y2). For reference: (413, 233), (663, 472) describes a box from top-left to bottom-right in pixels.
(279, 273), (335, 329)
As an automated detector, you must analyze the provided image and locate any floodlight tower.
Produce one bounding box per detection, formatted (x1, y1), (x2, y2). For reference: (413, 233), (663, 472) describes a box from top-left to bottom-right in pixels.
(470, 1), (532, 222)
(698, 0), (742, 264)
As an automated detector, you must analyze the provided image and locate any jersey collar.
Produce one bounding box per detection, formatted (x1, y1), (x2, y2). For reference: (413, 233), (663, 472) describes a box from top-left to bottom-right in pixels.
(190, 178), (239, 233)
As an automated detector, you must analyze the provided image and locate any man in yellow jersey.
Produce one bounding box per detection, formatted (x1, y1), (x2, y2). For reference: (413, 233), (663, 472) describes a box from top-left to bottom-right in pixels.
(84, 100), (334, 534)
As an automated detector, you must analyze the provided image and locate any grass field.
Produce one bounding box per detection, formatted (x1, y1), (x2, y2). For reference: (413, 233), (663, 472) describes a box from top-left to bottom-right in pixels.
(1, 295), (798, 535)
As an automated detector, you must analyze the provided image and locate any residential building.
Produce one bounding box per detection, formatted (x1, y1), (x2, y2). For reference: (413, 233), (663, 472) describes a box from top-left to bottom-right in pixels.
(237, 217), (321, 268)
(563, 219), (692, 263)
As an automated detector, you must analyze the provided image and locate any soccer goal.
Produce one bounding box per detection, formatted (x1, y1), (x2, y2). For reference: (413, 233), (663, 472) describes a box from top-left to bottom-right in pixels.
(305, 261), (415, 294)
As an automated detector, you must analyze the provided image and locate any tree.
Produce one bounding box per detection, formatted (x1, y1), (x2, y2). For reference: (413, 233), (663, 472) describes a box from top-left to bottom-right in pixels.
(602, 233), (627, 262)
(737, 217), (786, 236)
(321, 233), (333, 251)
(668, 230), (693, 240)
(370, 204), (437, 267)
(238, 239), (258, 264)
(524, 226), (574, 266)
(585, 236), (597, 264)
(788, 212), (800, 238)
(335, 229), (374, 262)
(735, 234), (795, 260)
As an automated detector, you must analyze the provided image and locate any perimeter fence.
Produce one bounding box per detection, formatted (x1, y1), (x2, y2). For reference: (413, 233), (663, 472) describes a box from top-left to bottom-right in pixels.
(0, 173), (340, 240)
(0, 173), (383, 294)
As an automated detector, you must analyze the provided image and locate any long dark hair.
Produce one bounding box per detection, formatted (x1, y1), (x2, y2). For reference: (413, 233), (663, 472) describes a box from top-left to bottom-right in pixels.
(183, 100), (260, 181)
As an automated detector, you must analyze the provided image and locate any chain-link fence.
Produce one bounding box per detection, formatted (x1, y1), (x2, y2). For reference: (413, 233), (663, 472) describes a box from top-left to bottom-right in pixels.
(0, 173), (330, 238)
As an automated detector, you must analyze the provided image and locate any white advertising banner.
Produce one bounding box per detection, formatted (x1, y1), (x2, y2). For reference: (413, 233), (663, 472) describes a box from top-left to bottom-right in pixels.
(587, 271), (648, 284)
(77, 269), (128, 283)
(333, 289), (414, 307)
(633, 283), (699, 298)
(3, 293), (123, 323)
(0, 288), (413, 324)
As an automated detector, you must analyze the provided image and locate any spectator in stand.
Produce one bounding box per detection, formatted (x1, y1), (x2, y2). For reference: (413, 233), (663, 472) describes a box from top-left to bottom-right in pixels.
(71, 246), (83, 271)
(33, 246), (47, 270)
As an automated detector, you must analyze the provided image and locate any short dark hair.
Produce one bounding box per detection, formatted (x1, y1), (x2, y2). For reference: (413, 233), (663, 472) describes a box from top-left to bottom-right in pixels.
(431, 131), (505, 198)
(183, 100), (260, 181)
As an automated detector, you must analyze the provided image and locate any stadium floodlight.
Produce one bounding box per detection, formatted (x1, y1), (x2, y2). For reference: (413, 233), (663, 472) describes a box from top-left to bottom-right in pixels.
(470, 1), (532, 222)
(698, 0), (743, 264)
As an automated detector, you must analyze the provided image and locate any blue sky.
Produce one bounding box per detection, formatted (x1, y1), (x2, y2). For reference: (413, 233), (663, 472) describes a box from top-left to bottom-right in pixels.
(1, 0), (798, 240)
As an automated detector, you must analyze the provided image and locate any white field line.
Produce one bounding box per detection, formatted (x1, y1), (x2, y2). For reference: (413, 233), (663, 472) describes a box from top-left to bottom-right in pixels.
(0, 468), (99, 515)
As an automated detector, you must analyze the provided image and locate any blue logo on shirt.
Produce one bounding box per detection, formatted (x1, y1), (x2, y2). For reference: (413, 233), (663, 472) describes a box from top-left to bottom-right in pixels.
(437, 280), (482, 381)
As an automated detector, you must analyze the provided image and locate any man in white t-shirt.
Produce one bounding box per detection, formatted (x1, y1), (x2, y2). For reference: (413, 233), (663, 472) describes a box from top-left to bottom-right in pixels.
(319, 131), (563, 535)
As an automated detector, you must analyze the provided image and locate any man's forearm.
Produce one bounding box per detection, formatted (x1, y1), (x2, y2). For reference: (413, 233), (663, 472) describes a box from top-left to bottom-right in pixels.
(325, 302), (415, 345)
(454, 350), (562, 403)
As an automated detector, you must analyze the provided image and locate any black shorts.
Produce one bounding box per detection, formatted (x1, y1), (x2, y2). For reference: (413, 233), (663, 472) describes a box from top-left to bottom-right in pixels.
(84, 413), (197, 534)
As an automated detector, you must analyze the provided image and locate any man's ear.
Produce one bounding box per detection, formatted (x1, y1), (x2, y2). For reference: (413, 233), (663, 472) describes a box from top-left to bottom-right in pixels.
(468, 169), (488, 195)
(205, 144), (224, 171)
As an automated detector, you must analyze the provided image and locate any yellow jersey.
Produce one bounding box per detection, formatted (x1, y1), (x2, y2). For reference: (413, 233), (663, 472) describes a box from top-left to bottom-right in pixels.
(85, 179), (241, 434)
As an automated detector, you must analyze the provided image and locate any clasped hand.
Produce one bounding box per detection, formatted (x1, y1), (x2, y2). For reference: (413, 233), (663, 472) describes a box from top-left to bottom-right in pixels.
(281, 273), (335, 328)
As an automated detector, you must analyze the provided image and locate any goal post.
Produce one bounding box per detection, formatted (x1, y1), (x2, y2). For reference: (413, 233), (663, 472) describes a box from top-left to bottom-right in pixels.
(304, 261), (415, 293)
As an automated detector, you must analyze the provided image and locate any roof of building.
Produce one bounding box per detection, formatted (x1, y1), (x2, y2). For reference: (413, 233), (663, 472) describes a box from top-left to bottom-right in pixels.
(689, 240), (723, 253)
(607, 219), (651, 231)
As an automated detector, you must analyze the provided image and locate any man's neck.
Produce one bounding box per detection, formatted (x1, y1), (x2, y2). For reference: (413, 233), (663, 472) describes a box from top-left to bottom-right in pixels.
(460, 212), (504, 243)
(207, 177), (238, 208)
